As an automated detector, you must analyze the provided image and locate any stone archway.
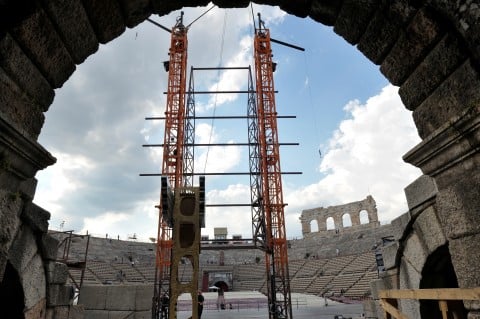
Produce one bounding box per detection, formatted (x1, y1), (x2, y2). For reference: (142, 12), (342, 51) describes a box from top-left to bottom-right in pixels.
(0, 262), (25, 319)
(1, 1), (479, 318)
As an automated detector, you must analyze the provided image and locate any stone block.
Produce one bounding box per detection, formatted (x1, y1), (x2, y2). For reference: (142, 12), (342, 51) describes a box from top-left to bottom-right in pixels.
(81, 0), (126, 44)
(24, 298), (46, 319)
(398, 298), (421, 319)
(370, 279), (385, 300)
(18, 178), (38, 201)
(108, 311), (135, 319)
(45, 307), (54, 319)
(391, 212), (411, 241)
(0, 32), (54, 109)
(309, 1), (342, 26)
(42, 0), (98, 64)
(449, 234), (480, 310)
(399, 33), (467, 110)
(79, 285), (108, 310)
(412, 206), (446, 255)
(435, 169), (480, 239)
(106, 285), (136, 311)
(333, 0), (378, 45)
(135, 310), (150, 319)
(404, 175), (438, 212)
(402, 232), (428, 273)
(22, 254), (47, 309)
(84, 310), (109, 319)
(117, 0), (151, 27)
(380, 9), (443, 86)
(68, 305), (85, 319)
(8, 224), (36, 271)
(21, 202), (50, 234)
(46, 261), (69, 284)
(47, 284), (73, 307)
(135, 285), (153, 311)
(382, 242), (399, 270)
(468, 311), (480, 319)
(40, 234), (60, 260)
(399, 259), (421, 290)
(357, 9), (400, 65)
(10, 8), (76, 88)
(53, 306), (69, 319)
(413, 60), (480, 139)
(0, 63), (46, 139)
(378, 268), (399, 290)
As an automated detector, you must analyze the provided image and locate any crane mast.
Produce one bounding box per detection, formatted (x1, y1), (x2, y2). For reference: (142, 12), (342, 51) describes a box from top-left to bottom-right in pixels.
(152, 12), (189, 319)
(253, 14), (293, 319)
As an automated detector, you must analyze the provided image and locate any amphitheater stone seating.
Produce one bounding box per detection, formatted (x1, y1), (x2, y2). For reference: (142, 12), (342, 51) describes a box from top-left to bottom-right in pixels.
(306, 275), (335, 295)
(56, 221), (390, 301)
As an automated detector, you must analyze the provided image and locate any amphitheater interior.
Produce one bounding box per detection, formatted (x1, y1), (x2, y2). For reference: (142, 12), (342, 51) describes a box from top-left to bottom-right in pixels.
(50, 220), (393, 302)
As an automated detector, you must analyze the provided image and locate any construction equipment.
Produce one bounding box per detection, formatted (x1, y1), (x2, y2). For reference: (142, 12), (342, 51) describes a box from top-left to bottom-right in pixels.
(150, 12), (198, 319)
(146, 10), (302, 319)
(250, 13), (303, 319)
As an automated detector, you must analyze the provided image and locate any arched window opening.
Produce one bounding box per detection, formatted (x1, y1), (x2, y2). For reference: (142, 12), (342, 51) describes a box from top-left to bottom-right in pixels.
(342, 214), (352, 227)
(326, 217), (335, 230)
(360, 210), (369, 224)
(310, 220), (319, 232)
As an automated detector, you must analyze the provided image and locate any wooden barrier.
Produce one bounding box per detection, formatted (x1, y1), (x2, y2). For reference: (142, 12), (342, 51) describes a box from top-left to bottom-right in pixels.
(379, 288), (480, 319)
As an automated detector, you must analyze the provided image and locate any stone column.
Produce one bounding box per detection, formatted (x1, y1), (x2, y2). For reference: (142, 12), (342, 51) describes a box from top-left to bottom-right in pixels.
(404, 106), (480, 315)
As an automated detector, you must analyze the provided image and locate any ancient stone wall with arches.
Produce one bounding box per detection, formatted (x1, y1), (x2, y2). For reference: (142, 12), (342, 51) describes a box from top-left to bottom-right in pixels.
(299, 195), (380, 238)
(0, 1), (479, 318)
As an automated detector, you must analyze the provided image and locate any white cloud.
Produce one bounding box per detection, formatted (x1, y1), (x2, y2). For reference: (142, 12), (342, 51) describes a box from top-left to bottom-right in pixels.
(202, 184), (251, 238)
(283, 85), (422, 238)
(194, 123), (242, 173)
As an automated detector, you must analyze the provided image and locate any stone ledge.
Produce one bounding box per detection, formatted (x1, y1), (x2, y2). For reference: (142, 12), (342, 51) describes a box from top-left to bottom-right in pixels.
(404, 104), (480, 177)
(0, 114), (56, 180)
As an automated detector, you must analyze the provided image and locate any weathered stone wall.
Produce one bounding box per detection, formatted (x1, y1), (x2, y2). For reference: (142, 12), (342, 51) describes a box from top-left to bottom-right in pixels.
(0, 1), (479, 318)
(79, 285), (152, 319)
(299, 195), (380, 237)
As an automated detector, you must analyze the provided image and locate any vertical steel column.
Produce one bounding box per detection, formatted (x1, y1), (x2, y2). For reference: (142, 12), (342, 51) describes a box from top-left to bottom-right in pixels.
(153, 13), (188, 319)
(253, 19), (292, 319)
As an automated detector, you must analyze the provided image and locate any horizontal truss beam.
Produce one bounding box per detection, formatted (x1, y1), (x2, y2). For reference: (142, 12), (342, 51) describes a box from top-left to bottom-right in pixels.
(143, 143), (299, 147)
(146, 115), (296, 120)
(140, 172), (302, 176)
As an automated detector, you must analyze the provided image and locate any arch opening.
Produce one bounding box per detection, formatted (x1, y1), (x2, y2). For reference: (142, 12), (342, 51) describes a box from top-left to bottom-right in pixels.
(0, 262), (25, 319)
(342, 213), (352, 228)
(359, 210), (369, 224)
(326, 217), (335, 230)
(419, 245), (467, 319)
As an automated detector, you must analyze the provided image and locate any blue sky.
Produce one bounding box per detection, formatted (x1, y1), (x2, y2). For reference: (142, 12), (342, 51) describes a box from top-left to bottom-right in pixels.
(34, 4), (422, 241)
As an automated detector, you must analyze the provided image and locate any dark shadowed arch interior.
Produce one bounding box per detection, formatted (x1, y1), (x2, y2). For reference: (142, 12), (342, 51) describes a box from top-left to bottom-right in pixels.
(0, 262), (25, 319)
(419, 245), (467, 319)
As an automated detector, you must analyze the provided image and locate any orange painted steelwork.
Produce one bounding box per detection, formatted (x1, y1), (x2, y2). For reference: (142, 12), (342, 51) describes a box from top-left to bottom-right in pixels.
(153, 15), (188, 319)
(254, 22), (292, 319)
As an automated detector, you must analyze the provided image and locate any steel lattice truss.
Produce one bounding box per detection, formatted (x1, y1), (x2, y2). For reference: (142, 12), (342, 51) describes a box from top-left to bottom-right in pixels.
(253, 24), (293, 319)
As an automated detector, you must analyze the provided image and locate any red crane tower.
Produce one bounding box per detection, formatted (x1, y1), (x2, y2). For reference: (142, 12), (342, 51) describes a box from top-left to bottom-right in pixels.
(251, 13), (303, 319)
(254, 22), (292, 319)
(152, 12), (189, 319)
